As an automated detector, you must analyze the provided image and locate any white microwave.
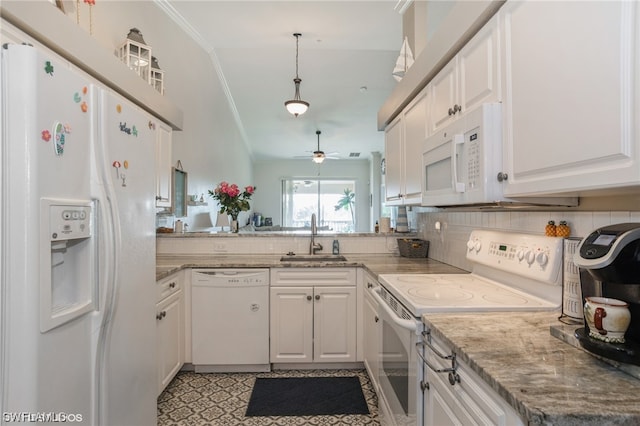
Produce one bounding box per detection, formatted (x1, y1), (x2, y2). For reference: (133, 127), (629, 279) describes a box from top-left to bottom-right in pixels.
(422, 103), (504, 207)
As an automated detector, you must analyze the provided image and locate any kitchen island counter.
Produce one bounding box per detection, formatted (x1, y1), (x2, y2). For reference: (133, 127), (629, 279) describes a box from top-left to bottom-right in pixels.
(155, 253), (466, 281)
(422, 311), (640, 425)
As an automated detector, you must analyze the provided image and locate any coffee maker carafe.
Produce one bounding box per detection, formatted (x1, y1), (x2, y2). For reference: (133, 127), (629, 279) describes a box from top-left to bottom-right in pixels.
(573, 223), (640, 365)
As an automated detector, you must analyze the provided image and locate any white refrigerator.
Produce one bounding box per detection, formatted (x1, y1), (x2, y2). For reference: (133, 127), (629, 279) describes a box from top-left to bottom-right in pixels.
(1, 44), (158, 425)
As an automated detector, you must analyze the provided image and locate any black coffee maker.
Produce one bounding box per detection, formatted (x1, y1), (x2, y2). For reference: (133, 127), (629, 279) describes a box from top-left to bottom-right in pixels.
(573, 223), (640, 365)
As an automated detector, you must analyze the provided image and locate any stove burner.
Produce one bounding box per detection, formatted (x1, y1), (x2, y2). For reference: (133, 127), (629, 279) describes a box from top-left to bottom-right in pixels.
(482, 292), (529, 305)
(407, 286), (474, 302)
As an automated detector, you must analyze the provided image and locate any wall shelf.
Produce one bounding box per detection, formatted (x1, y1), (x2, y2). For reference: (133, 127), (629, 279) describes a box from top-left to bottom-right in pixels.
(187, 201), (208, 207)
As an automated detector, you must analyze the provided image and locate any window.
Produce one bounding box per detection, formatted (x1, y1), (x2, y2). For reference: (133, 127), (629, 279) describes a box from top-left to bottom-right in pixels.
(282, 179), (356, 232)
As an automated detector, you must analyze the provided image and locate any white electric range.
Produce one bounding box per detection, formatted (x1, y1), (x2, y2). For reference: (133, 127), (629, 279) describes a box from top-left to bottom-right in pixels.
(372, 230), (564, 426)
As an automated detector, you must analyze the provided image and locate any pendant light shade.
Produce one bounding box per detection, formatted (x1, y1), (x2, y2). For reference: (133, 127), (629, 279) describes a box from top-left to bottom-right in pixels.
(284, 33), (309, 117)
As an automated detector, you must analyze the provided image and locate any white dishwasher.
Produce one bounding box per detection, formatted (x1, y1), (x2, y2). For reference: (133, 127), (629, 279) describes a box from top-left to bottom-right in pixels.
(191, 269), (270, 372)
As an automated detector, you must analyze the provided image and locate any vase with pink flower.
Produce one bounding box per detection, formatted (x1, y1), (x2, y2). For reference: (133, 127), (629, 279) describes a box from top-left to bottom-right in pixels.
(208, 181), (256, 233)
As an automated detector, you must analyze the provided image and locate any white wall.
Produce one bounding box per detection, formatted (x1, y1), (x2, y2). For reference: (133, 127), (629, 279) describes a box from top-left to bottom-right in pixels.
(253, 159), (372, 232)
(46, 0), (254, 228)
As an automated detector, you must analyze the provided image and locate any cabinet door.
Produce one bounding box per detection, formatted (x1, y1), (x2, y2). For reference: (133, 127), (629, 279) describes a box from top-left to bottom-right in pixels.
(157, 290), (183, 395)
(384, 116), (404, 204)
(270, 287), (313, 363)
(501, 1), (639, 196)
(155, 122), (172, 207)
(403, 90), (428, 204)
(313, 286), (357, 362)
(459, 14), (500, 114)
(428, 374), (474, 426)
(429, 59), (458, 134)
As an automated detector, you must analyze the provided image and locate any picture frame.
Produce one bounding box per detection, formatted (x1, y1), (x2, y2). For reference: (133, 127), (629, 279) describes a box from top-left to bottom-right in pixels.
(172, 168), (188, 218)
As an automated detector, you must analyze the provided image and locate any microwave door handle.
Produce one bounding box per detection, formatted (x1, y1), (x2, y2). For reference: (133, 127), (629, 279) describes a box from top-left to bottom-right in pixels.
(451, 134), (466, 193)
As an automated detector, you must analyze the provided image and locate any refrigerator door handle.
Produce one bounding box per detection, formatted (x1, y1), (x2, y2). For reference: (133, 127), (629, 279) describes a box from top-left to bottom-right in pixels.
(92, 88), (122, 425)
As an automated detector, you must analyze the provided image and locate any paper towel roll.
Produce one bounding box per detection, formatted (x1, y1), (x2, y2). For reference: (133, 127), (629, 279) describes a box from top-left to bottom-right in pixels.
(379, 217), (391, 233)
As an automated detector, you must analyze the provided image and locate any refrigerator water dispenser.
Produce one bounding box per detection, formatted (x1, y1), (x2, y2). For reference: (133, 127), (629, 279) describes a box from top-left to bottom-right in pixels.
(40, 198), (97, 332)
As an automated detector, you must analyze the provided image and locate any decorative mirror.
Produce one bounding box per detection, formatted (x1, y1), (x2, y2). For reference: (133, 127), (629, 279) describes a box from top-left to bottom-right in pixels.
(172, 167), (188, 218)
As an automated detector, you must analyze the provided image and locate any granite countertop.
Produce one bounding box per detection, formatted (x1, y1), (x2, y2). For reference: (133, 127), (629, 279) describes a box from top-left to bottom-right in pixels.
(423, 311), (640, 425)
(155, 253), (466, 281)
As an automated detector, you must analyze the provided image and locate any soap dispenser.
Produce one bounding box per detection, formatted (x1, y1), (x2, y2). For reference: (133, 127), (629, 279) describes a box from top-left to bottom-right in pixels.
(332, 239), (340, 255)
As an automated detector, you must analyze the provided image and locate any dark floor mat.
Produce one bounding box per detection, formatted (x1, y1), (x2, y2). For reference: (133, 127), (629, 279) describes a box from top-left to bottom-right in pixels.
(245, 376), (370, 417)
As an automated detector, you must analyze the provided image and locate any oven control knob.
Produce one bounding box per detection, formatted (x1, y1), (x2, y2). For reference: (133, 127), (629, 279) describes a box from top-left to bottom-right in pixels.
(516, 249), (525, 261)
(536, 252), (549, 266)
(525, 250), (536, 265)
(466, 239), (475, 251)
(467, 239), (482, 252)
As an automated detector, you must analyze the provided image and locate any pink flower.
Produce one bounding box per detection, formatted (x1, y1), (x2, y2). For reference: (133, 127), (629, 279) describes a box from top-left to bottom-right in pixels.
(208, 181), (257, 218)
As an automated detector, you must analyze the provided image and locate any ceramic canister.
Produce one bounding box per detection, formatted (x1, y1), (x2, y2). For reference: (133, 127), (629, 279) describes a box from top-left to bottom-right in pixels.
(584, 297), (631, 343)
(379, 217), (391, 233)
(396, 205), (409, 233)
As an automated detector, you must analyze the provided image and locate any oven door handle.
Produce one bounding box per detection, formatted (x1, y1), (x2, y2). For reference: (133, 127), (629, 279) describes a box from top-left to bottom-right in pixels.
(371, 287), (417, 331)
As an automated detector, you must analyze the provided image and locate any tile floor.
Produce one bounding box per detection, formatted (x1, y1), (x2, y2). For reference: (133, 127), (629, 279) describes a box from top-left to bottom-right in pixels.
(157, 368), (380, 425)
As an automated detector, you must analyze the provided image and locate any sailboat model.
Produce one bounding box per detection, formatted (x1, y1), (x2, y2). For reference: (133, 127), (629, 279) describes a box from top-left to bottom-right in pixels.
(392, 36), (414, 82)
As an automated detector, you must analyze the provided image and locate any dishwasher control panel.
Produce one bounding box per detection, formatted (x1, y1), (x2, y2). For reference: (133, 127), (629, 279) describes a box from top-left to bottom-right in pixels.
(192, 269), (269, 286)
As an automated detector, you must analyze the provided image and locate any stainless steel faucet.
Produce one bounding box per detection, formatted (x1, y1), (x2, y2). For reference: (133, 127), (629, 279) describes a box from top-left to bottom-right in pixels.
(310, 213), (323, 255)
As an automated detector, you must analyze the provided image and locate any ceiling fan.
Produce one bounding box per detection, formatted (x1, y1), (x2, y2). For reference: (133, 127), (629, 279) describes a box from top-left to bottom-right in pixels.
(295, 130), (340, 163)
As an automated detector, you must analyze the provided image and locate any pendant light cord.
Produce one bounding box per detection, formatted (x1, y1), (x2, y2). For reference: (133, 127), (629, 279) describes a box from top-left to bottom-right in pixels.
(294, 33), (301, 79)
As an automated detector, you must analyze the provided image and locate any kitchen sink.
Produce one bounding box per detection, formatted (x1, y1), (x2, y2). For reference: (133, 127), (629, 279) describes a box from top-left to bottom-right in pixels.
(280, 255), (348, 262)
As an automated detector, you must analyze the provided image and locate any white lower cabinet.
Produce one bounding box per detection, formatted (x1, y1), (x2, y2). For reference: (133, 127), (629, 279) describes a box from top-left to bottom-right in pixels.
(423, 331), (523, 426)
(270, 268), (357, 364)
(156, 271), (184, 396)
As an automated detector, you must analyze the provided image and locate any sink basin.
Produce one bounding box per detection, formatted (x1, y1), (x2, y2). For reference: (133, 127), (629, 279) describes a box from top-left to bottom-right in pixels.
(280, 255), (348, 262)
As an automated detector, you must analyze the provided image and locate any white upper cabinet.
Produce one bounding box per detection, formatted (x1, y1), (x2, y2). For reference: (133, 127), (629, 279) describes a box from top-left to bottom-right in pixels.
(384, 88), (428, 205)
(501, 1), (640, 197)
(155, 122), (172, 208)
(429, 14), (501, 135)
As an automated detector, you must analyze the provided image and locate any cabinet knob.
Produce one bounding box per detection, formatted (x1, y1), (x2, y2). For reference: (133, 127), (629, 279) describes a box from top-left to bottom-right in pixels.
(448, 107), (454, 116)
(454, 104), (462, 113)
(169, 282), (176, 288)
(155, 196), (161, 200)
(496, 172), (508, 182)
(367, 282), (373, 288)
(307, 295), (312, 301)
(375, 316), (379, 323)
(315, 294), (321, 300)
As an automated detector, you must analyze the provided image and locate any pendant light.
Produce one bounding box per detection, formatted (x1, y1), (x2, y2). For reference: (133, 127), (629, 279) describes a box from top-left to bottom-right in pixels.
(312, 130), (325, 164)
(284, 33), (309, 117)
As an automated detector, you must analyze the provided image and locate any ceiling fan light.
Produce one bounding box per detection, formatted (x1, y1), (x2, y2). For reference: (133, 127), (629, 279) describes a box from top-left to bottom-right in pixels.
(312, 153), (325, 164)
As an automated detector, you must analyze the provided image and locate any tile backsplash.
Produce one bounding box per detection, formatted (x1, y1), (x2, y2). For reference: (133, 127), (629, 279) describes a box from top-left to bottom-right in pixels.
(157, 209), (639, 274)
